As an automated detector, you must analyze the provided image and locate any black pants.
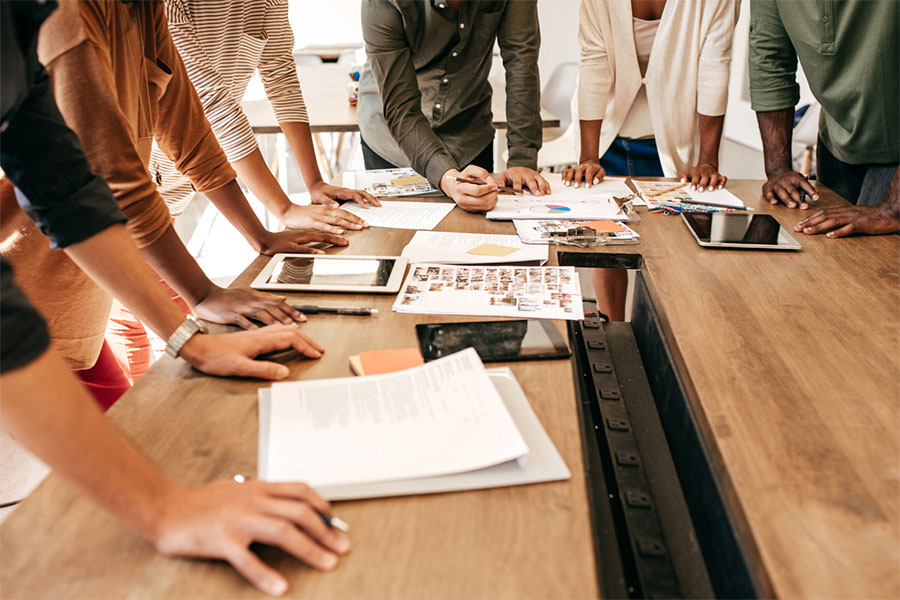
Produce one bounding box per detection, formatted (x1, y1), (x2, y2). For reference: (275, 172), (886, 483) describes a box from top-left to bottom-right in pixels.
(360, 137), (494, 173)
(817, 138), (898, 206)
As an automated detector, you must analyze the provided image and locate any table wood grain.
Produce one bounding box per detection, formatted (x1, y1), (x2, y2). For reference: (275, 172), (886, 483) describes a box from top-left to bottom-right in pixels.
(243, 63), (560, 134)
(2, 181), (897, 598)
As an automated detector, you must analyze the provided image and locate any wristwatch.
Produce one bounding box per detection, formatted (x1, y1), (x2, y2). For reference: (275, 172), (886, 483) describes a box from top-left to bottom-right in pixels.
(165, 314), (208, 358)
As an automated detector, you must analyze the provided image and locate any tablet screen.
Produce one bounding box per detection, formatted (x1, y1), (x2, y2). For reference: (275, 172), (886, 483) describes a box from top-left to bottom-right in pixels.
(683, 213), (794, 246)
(416, 319), (570, 362)
(267, 256), (397, 287)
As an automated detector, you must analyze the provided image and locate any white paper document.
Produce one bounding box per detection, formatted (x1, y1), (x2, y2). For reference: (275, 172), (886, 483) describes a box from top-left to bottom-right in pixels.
(514, 220), (640, 245)
(393, 264), (584, 320)
(486, 173), (633, 221)
(342, 201), (454, 230)
(632, 180), (745, 208)
(342, 167), (438, 197)
(401, 231), (549, 265)
(259, 367), (571, 500)
(262, 349), (529, 487)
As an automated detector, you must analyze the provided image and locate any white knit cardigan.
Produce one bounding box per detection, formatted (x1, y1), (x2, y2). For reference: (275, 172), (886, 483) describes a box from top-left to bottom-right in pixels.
(577, 0), (740, 176)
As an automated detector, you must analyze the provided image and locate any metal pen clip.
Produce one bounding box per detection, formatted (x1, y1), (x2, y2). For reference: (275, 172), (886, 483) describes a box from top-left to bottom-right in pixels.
(541, 226), (610, 248)
(612, 194), (642, 222)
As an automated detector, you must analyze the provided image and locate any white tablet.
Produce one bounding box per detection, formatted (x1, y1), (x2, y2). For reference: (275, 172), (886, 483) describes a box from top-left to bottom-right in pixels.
(251, 254), (409, 293)
(682, 213), (802, 250)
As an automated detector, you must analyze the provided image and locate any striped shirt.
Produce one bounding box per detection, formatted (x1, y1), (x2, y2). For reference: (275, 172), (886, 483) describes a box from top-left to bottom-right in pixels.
(153, 0), (308, 214)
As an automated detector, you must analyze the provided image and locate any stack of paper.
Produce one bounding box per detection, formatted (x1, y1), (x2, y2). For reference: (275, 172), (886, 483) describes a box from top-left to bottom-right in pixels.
(514, 220), (640, 245)
(258, 349), (571, 500)
(393, 264), (583, 320)
(486, 173), (633, 221)
(401, 231), (549, 265)
(342, 200), (454, 230)
(342, 167), (438, 197)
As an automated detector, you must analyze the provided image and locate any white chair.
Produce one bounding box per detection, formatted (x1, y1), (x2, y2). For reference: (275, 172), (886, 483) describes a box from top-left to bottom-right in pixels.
(791, 101), (820, 177)
(538, 64), (580, 171)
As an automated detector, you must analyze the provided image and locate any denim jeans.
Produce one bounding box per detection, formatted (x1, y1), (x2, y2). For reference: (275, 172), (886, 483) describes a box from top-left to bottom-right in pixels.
(599, 137), (665, 177)
(817, 139), (898, 206)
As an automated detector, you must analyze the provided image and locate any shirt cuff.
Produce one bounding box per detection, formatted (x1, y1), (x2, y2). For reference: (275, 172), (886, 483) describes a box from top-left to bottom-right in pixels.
(424, 153), (459, 191)
(750, 84), (800, 113)
(507, 146), (538, 170)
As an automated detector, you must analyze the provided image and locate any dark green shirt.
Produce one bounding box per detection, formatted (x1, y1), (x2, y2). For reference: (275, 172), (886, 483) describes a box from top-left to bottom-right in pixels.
(358, 0), (541, 187)
(748, 0), (899, 165)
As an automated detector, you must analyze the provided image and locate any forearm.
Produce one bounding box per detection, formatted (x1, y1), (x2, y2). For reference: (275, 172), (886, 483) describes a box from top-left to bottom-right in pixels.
(230, 149), (294, 221)
(65, 224), (186, 339)
(280, 121), (324, 189)
(0, 347), (177, 542)
(697, 114), (725, 167)
(578, 120), (603, 163)
(138, 225), (216, 306)
(756, 108), (794, 177)
(202, 179), (272, 253)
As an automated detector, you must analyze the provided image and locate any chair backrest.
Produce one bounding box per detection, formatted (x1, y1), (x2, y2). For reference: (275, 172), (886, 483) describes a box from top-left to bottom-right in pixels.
(541, 62), (580, 130)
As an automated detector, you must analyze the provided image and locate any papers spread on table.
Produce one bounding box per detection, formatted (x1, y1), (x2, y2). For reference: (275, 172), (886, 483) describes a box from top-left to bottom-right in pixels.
(632, 180), (745, 209)
(393, 264), (583, 320)
(401, 231), (549, 265)
(486, 173), (633, 221)
(342, 200), (453, 230)
(342, 167), (437, 197)
(514, 220), (640, 245)
(260, 348), (529, 487)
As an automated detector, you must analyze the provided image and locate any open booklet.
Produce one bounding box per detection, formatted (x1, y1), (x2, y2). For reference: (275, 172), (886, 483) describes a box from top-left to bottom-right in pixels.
(342, 167), (438, 197)
(401, 231), (549, 265)
(258, 349), (570, 500)
(486, 173), (633, 221)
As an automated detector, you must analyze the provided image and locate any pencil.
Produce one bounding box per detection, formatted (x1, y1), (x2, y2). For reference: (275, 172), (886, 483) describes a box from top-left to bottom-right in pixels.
(454, 176), (525, 195)
(645, 183), (687, 198)
(679, 199), (755, 211)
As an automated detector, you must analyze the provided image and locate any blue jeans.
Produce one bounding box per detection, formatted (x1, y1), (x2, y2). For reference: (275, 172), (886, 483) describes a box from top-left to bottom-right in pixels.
(599, 137), (664, 177)
(817, 139), (898, 206)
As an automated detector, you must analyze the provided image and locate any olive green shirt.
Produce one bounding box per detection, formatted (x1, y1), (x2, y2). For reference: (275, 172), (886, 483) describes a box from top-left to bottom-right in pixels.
(358, 0), (541, 188)
(748, 0), (899, 165)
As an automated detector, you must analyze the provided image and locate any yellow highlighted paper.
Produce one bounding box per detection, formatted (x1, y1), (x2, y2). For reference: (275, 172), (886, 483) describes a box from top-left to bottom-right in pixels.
(466, 243), (519, 257)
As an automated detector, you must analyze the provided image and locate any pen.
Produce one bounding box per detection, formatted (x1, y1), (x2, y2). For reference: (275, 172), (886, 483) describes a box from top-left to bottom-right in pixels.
(798, 174), (816, 205)
(454, 176), (523, 195)
(293, 305), (378, 316)
(678, 199), (755, 211)
(316, 509), (351, 533)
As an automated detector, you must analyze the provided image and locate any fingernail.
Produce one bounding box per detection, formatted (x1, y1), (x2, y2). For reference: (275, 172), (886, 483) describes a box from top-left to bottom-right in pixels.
(593, 178), (600, 185)
(275, 365), (289, 379)
(298, 314), (307, 322)
(827, 232), (834, 237)
(321, 552), (338, 570)
(335, 536), (351, 554)
(267, 577), (288, 596)
(563, 180), (570, 187)
(335, 228), (344, 234)
(708, 186), (713, 191)
(574, 183), (579, 188)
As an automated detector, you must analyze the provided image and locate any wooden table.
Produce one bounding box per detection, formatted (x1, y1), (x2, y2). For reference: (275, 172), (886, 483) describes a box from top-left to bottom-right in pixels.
(2, 181), (898, 598)
(243, 63), (560, 134)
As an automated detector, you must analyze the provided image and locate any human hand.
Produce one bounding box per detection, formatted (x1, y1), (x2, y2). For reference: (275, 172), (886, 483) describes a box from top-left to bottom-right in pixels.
(761, 170), (819, 209)
(256, 231), (349, 256)
(794, 204), (900, 238)
(179, 324), (325, 379)
(440, 165), (499, 212)
(499, 166), (551, 196)
(193, 287), (303, 329)
(680, 162), (727, 192)
(309, 180), (380, 208)
(561, 159), (606, 188)
(280, 204), (367, 234)
(153, 479), (350, 596)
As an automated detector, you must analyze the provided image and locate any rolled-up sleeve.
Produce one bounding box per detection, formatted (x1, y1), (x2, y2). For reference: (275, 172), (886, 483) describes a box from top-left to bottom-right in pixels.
(749, 0), (799, 112)
(258, 0), (309, 125)
(577, 0), (612, 121)
(153, 6), (236, 195)
(497, 0), (541, 169)
(0, 257), (50, 374)
(364, 0), (456, 188)
(0, 67), (125, 250)
(697, 0), (738, 116)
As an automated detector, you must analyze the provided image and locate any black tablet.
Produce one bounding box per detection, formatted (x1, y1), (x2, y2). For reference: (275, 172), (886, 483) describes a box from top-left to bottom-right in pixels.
(416, 319), (571, 363)
(682, 213), (801, 250)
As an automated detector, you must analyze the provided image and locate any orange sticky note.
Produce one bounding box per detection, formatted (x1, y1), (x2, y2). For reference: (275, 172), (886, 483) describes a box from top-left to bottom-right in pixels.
(390, 174), (427, 186)
(579, 220), (627, 234)
(357, 347), (424, 376)
(467, 243), (519, 257)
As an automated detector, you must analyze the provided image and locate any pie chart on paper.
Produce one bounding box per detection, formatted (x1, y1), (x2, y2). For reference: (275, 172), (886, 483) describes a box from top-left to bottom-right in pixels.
(529, 204), (572, 214)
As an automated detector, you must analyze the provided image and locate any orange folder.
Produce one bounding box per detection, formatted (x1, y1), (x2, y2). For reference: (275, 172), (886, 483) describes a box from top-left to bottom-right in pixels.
(349, 347), (424, 376)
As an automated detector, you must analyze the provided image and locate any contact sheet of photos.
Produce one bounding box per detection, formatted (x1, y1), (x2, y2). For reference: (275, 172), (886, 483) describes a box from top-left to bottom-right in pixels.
(392, 264), (584, 320)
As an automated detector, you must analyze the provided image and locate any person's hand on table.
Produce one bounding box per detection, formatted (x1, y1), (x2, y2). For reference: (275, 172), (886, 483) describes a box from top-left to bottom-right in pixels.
(179, 323), (324, 379)
(279, 204), (367, 234)
(153, 479), (350, 596)
(794, 204), (900, 238)
(193, 287), (303, 329)
(561, 159), (606, 188)
(761, 170), (819, 209)
(499, 166), (551, 196)
(440, 165), (499, 212)
(255, 230), (349, 256)
(680, 162), (727, 192)
(308, 180), (381, 208)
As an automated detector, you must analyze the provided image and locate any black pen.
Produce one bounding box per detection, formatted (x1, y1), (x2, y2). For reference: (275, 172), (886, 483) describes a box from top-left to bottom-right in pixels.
(316, 509), (351, 533)
(292, 305), (378, 316)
